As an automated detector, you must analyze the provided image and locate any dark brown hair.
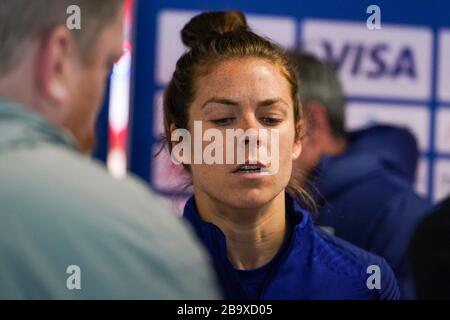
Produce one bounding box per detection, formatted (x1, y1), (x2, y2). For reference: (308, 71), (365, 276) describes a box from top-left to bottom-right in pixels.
(163, 11), (316, 212)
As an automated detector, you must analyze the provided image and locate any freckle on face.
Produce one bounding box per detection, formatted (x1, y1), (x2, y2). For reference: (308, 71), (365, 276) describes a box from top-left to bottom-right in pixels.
(186, 57), (300, 209)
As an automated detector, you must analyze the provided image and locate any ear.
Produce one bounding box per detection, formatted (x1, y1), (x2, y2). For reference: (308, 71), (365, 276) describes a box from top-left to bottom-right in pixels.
(36, 26), (78, 107)
(304, 101), (330, 135)
(169, 123), (180, 150)
(292, 119), (304, 160)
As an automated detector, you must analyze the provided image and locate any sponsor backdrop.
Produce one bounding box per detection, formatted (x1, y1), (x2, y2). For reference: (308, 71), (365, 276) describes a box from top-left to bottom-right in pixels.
(124, 0), (450, 206)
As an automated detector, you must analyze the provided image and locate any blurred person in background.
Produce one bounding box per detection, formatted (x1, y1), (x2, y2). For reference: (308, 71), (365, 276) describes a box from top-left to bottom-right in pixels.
(0, 0), (220, 299)
(164, 10), (400, 300)
(290, 51), (431, 299)
(411, 197), (450, 300)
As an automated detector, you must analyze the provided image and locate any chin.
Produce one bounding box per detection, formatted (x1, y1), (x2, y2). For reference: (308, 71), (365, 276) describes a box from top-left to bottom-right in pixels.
(222, 187), (281, 210)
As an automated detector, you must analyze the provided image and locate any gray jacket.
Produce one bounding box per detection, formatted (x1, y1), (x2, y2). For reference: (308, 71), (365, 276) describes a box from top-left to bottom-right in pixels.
(0, 97), (221, 299)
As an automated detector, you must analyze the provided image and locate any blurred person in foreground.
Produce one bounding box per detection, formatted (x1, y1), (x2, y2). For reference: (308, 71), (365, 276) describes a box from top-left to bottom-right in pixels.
(0, 0), (220, 299)
(290, 51), (431, 299)
(411, 196), (450, 299)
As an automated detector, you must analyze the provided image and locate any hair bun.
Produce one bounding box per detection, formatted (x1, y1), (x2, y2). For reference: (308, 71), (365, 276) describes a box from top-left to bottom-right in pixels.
(181, 11), (249, 49)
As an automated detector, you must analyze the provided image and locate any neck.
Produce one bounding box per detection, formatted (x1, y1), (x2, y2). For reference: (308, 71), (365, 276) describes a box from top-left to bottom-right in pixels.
(0, 44), (41, 112)
(0, 79), (34, 111)
(194, 190), (288, 270)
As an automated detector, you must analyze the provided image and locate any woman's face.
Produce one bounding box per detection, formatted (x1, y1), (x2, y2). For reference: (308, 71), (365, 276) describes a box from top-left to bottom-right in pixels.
(185, 57), (302, 209)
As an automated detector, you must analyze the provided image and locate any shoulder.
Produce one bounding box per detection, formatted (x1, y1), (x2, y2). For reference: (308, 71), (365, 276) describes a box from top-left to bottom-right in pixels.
(0, 143), (219, 299)
(0, 142), (160, 217)
(0, 141), (198, 245)
(325, 166), (430, 221)
(308, 227), (400, 299)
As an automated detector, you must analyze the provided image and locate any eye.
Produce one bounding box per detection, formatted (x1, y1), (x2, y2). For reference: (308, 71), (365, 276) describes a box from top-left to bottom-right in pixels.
(260, 117), (282, 126)
(211, 118), (235, 126)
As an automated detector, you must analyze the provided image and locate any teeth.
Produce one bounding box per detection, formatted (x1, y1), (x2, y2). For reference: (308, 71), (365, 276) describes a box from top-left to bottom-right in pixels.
(240, 165), (259, 170)
(237, 165), (261, 173)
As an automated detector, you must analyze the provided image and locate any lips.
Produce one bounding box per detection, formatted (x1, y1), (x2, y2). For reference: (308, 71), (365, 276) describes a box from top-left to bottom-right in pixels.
(232, 162), (267, 173)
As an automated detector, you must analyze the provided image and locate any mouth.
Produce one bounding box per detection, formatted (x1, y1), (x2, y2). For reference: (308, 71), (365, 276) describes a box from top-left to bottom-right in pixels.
(232, 162), (267, 174)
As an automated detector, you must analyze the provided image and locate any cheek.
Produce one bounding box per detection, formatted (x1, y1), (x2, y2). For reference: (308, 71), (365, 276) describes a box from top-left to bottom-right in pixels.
(78, 68), (108, 122)
(85, 69), (106, 105)
(64, 70), (105, 148)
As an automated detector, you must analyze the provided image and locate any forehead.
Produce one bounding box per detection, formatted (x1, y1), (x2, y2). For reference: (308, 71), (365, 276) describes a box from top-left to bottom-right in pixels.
(193, 57), (291, 102)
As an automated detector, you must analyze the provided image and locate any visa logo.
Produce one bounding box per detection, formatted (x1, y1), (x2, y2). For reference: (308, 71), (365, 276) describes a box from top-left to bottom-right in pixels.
(302, 19), (432, 100)
(437, 30), (450, 103)
(322, 41), (416, 79)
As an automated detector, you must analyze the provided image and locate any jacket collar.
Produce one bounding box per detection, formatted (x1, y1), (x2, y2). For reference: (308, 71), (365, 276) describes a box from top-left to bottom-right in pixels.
(182, 193), (314, 299)
(183, 193), (312, 244)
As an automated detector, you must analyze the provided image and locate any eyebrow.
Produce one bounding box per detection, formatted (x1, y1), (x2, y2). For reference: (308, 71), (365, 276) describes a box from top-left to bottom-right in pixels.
(257, 98), (290, 107)
(201, 98), (239, 109)
(201, 97), (289, 109)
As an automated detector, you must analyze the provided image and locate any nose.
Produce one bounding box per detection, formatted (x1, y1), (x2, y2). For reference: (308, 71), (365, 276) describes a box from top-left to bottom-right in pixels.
(238, 114), (262, 147)
(239, 112), (263, 131)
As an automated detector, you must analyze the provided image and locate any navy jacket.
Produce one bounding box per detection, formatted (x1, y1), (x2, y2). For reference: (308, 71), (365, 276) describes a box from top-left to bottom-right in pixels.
(183, 194), (400, 300)
(314, 125), (431, 299)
